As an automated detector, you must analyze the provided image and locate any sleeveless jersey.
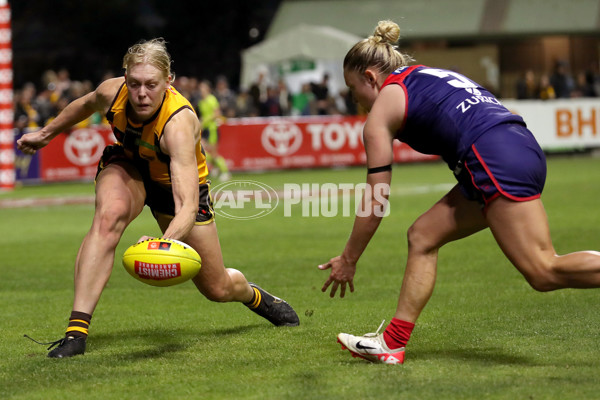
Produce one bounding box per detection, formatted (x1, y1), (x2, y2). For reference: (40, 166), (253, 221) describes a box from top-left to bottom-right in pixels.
(106, 83), (208, 187)
(381, 65), (525, 169)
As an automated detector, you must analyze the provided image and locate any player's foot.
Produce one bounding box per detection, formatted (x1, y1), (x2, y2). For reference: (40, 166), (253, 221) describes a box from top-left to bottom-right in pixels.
(246, 283), (300, 327)
(46, 336), (87, 358)
(24, 334), (87, 358)
(337, 322), (405, 364)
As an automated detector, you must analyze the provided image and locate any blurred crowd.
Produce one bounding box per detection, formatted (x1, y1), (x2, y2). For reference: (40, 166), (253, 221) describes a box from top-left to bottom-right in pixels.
(515, 60), (600, 100)
(175, 71), (359, 120)
(13, 60), (600, 131)
(13, 68), (116, 131)
(13, 69), (359, 131)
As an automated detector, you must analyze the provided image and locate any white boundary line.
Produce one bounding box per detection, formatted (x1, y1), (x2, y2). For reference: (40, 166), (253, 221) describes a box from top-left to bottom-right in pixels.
(0, 183), (454, 209)
(0, 195), (95, 209)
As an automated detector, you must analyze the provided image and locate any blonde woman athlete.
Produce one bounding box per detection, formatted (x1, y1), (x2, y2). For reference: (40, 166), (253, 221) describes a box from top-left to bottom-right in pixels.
(319, 21), (600, 365)
(19, 39), (299, 358)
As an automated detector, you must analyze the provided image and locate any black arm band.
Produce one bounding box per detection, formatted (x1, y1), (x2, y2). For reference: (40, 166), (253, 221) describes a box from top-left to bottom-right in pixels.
(367, 164), (392, 174)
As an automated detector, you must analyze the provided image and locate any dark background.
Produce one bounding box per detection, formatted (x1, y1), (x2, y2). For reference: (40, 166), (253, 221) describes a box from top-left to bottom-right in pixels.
(10, 0), (282, 90)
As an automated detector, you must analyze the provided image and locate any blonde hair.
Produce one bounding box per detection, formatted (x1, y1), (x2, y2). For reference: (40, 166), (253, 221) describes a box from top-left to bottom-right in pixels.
(344, 20), (412, 75)
(122, 38), (173, 79)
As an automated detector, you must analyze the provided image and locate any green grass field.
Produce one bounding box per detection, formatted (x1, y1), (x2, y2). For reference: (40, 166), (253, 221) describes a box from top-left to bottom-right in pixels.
(1, 155), (600, 400)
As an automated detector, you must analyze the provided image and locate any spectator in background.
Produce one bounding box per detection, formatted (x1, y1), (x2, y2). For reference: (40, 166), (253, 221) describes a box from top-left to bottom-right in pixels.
(68, 80), (93, 101)
(516, 70), (538, 100)
(339, 87), (358, 116)
(49, 80), (99, 128)
(14, 83), (43, 129)
(277, 79), (292, 116)
(538, 74), (556, 100)
(340, 88), (358, 115)
(214, 75), (237, 118)
(550, 61), (574, 99)
(572, 70), (596, 98)
(173, 75), (194, 102)
(311, 72), (330, 115)
(263, 86), (282, 116)
(24, 61), (600, 124)
(33, 83), (57, 126)
(187, 77), (201, 105)
(55, 68), (72, 98)
(41, 70), (60, 103)
(13, 90), (28, 131)
(291, 82), (316, 116)
(586, 62), (600, 97)
(249, 69), (269, 116)
(198, 80), (230, 180)
(235, 89), (258, 117)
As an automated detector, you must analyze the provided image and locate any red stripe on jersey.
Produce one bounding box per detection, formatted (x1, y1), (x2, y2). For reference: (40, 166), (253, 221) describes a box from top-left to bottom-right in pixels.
(381, 65), (423, 132)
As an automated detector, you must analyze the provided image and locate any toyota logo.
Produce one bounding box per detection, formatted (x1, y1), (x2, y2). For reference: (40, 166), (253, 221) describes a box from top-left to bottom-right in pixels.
(261, 121), (302, 157)
(64, 129), (106, 166)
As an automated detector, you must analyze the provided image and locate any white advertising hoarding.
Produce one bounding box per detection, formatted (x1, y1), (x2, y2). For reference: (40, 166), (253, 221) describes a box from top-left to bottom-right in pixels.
(503, 99), (600, 150)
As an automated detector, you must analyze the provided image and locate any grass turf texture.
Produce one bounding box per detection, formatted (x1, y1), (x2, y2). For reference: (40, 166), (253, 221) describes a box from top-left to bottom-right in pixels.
(1, 155), (599, 400)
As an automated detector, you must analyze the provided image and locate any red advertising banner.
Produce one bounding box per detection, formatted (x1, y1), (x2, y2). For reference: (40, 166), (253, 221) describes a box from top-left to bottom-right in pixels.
(219, 115), (438, 171)
(24, 116), (436, 184)
(39, 126), (115, 182)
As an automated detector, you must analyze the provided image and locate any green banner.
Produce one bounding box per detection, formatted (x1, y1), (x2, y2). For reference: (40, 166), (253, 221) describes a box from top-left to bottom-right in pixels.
(278, 59), (316, 75)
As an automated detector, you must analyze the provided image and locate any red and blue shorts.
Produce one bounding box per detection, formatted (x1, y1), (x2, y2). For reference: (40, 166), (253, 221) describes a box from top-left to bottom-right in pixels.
(454, 123), (546, 208)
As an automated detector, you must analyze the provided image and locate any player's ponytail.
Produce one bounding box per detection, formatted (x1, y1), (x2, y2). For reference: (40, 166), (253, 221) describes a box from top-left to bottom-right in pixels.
(344, 20), (412, 75)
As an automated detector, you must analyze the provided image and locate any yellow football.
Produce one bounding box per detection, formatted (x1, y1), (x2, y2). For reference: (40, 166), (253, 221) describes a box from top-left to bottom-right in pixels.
(122, 238), (201, 287)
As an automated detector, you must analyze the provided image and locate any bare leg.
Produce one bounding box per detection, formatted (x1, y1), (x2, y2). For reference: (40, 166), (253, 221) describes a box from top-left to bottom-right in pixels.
(394, 186), (488, 322)
(72, 163), (146, 314)
(155, 217), (254, 303)
(156, 216), (299, 326)
(486, 197), (600, 291)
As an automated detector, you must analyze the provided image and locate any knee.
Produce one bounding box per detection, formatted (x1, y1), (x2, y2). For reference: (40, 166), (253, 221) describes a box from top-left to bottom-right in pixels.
(407, 221), (439, 255)
(91, 202), (131, 243)
(521, 261), (561, 292)
(202, 285), (232, 303)
(525, 275), (557, 292)
(199, 268), (245, 303)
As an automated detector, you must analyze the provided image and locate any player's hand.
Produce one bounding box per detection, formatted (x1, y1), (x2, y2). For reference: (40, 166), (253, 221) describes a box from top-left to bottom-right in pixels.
(16, 130), (51, 155)
(318, 255), (356, 298)
(136, 235), (155, 243)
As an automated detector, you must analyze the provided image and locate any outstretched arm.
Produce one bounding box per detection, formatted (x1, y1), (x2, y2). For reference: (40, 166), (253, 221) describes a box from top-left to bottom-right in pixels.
(17, 77), (124, 155)
(319, 84), (406, 297)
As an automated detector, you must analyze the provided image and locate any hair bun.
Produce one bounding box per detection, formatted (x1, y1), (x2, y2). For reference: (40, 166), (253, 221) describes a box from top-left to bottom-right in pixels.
(373, 20), (401, 45)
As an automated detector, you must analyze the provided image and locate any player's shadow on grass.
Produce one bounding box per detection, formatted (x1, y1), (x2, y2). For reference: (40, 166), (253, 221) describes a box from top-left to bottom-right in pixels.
(337, 347), (536, 366)
(90, 324), (264, 360)
(412, 346), (534, 366)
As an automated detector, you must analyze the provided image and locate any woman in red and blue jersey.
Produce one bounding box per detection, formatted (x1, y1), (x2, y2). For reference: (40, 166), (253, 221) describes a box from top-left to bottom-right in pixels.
(319, 20), (600, 365)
